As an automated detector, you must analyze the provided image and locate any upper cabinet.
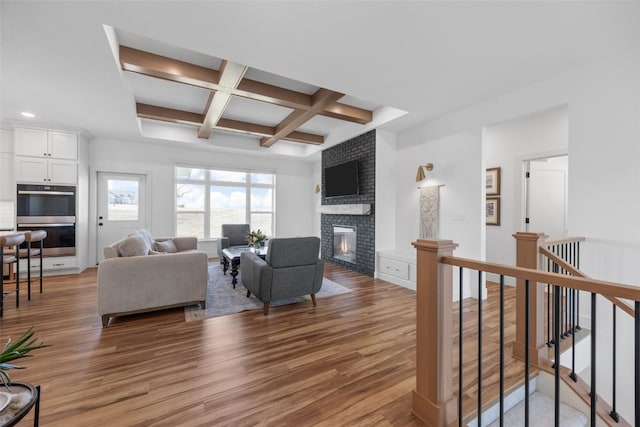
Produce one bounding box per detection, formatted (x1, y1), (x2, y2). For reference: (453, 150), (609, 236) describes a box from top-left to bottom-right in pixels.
(14, 128), (79, 184)
(14, 128), (77, 160)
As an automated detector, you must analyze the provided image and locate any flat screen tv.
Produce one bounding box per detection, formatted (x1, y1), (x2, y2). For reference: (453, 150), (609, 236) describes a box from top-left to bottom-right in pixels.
(324, 160), (359, 197)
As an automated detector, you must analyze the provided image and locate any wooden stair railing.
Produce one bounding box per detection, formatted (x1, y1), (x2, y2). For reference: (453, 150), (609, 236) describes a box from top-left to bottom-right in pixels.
(412, 236), (640, 427)
(538, 235), (635, 425)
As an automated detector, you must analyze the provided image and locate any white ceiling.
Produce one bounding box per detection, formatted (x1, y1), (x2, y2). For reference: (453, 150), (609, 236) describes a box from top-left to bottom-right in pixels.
(2, 1), (639, 160)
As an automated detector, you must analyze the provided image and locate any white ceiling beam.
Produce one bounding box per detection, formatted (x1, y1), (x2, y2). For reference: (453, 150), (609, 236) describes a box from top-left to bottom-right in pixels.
(197, 60), (248, 139)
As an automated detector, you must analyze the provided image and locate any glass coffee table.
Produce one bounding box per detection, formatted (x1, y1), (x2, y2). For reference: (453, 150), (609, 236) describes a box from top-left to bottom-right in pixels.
(221, 246), (267, 288)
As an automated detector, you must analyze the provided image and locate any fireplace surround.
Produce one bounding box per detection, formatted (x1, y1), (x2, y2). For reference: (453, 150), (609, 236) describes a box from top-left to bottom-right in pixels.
(320, 130), (375, 276)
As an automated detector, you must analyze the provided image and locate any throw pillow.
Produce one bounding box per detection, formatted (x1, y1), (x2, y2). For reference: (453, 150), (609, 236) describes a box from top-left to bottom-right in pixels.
(148, 250), (167, 255)
(154, 239), (178, 253)
(118, 235), (148, 257)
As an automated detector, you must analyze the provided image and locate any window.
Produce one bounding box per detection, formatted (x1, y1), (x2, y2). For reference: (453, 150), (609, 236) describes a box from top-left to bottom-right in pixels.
(176, 166), (275, 239)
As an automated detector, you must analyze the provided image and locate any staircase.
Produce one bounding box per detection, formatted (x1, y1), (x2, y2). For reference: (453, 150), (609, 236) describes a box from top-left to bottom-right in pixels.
(410, 235), (640, 427)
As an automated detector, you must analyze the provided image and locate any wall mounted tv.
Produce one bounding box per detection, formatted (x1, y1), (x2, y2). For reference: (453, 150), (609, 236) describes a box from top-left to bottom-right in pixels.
(324, 160), (359, 197)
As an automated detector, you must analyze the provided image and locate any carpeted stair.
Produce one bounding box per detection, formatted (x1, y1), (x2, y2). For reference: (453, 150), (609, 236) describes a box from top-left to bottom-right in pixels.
(486, 391), (588, 427)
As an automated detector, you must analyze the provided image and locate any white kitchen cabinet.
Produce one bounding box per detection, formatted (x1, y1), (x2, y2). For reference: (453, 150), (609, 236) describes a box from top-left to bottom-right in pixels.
(14, 128), (77, 160)
(48, 131), (78, 160)
(15, 157), (77, 184)
(19, 256), (77, 274)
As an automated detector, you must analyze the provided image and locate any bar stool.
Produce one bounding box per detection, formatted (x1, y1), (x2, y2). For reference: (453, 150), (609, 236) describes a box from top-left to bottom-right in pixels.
(24, 230), (47, 299)
(1, 233), (25, 318)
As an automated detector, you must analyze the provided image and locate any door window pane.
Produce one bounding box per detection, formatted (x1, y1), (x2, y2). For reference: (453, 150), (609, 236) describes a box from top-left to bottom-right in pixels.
(107, 179), (139, 221)
(177, 184), (205, 210)
(177, 213), (204, 239)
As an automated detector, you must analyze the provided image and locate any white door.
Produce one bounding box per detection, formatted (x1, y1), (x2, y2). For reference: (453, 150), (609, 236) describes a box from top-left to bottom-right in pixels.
(525, 156), (568, 240)
(97, 172), (147, 262)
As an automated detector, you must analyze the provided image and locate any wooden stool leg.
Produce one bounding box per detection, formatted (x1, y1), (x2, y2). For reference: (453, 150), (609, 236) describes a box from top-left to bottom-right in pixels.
(15, 248), (20, 308)
(27, 240), (32, 301)
(39, 240), (43, 293)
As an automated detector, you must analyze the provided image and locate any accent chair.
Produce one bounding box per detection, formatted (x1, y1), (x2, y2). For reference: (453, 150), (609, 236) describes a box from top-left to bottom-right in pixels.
(216, 224), (250, 273)
(241, 236), (324, 315)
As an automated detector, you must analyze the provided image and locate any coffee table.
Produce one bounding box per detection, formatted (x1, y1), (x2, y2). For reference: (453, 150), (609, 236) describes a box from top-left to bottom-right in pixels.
(221, 246), (267, 288)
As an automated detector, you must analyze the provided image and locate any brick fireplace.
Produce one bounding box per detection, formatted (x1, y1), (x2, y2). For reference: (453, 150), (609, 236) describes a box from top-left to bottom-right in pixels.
(320, 130), (375, 276)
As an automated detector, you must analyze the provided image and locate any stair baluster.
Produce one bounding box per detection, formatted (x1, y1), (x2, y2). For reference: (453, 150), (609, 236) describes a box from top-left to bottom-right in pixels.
(610, 304), (619, 422)
(477, 270), (483, 427)
(459, 266), (464, 427)
(590, 293), (597, 427)
(554, 284), (561, 426)
(499, 274), (505, 427)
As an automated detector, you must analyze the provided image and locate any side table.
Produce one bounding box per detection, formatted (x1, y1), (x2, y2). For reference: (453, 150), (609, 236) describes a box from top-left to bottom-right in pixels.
(0, 382), (40, 427)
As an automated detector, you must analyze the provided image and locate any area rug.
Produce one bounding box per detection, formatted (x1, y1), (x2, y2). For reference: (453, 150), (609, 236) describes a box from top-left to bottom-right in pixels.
(185, 263), (351, 321)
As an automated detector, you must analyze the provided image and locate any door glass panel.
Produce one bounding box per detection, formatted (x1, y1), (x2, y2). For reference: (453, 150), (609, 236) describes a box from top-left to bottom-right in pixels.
(107, 179), (139, 221)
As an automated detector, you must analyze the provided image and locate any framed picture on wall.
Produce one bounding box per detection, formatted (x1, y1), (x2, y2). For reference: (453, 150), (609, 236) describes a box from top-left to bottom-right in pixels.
(486, 167), (501, 196)
(486, 197), (501, 226)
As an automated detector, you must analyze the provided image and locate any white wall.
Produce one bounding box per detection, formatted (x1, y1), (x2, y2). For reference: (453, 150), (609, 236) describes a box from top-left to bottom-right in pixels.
(395, 130), (483, 299)
(484, 106), (568, 284)
(375, 130), (397, 252)
(391, 45), (640, 422)
(88, 138), (315, 263)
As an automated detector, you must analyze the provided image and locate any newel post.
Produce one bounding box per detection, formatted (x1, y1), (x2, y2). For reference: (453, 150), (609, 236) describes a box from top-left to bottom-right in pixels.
(512, 232), (547, 365)
(411, 239), (459, 427)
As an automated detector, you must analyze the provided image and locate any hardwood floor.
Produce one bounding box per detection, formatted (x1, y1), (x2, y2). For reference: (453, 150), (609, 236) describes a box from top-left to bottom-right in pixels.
(1, 263), (530, 426)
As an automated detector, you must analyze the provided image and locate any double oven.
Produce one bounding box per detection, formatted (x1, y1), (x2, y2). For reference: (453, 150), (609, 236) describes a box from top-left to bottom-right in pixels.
(16, 184), (76, 256)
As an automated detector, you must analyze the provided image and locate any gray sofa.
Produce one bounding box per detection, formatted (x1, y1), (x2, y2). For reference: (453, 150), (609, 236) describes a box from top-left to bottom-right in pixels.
(240, 236), (324, 315)
(98, 229), (208, 327)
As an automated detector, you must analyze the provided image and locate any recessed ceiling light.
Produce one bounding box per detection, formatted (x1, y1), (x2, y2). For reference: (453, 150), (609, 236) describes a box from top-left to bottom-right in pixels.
(21, 112), (36, 118)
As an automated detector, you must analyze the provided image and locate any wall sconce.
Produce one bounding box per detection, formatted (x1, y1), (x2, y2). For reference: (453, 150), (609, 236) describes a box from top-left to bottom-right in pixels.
(315, 184), (321, 194)
(415, 163), (433, 182)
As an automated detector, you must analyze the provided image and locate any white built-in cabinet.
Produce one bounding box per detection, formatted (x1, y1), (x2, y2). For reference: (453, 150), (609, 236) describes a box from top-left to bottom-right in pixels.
(14, 128), (78, 184)
(376, 251), (417, 290)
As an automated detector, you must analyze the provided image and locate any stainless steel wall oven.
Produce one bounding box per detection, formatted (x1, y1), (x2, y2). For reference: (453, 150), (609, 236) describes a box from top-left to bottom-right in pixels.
(16, 184), (76, 256)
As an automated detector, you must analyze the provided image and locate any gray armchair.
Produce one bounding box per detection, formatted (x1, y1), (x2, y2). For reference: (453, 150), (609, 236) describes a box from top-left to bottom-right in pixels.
(241, 237), (324, 315)
(217, 224), (250, 273)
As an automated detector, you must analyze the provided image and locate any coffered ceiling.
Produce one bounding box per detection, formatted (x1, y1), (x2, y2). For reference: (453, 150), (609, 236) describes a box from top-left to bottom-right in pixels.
(118, 44), (375, 148)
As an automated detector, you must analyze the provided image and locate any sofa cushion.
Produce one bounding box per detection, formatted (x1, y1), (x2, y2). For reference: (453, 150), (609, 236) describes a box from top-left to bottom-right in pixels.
(155, 239), (178, 253)
(118, 235), (148, 257)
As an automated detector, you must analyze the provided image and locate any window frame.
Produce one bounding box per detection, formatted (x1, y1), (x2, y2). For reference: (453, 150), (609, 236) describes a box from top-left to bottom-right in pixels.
(175, 165), (276, 240)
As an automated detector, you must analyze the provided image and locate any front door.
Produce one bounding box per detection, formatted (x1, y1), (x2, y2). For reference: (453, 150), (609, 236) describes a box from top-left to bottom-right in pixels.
(96, 172), (147, 262)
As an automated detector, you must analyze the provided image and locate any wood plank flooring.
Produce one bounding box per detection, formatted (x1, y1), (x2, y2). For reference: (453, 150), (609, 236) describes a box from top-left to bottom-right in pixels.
(0, 263), (529, 426)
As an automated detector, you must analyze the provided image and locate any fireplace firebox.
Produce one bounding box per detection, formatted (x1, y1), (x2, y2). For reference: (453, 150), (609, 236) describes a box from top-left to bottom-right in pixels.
(333, 225), (357, 264)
